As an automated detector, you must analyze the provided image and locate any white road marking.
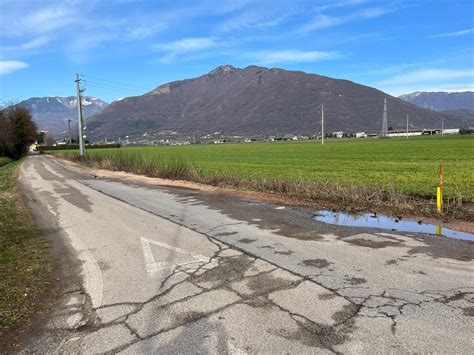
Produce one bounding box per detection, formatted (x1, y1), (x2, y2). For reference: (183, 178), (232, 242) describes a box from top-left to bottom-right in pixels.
(275, 206), (285, 210)
(140, 237), (211, 277)
(66, 229), (104, 308)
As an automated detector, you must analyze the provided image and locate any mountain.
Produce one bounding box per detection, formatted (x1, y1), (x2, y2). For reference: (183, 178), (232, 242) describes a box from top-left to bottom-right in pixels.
(86, 65), (473, 140)
(10, 96), (108, 134)
(399, 91), (474, 111)
(440, 109), (474, 122)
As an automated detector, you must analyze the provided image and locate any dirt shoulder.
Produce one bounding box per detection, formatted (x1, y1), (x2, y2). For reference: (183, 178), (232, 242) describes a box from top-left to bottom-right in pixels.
(0, 160), (57, 352)
(56, 157), (474, 234)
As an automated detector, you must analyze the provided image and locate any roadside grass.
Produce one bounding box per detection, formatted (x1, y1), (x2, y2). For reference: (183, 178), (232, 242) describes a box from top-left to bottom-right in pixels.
(0, 160), (53, 333)
(0, 157), (11, 167)
(48, 135), (474, 218)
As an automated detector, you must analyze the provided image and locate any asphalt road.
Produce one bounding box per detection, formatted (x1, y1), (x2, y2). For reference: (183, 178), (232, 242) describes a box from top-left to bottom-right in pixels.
(18, 155), (473, 353)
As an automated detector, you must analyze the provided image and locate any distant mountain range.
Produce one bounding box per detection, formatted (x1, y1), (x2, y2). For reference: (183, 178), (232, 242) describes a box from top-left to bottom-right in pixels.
(399, 91), (474, 111)
(85, 65), (472, 140)
(6, 70), (474, 141)
(9, 96), (108, 134)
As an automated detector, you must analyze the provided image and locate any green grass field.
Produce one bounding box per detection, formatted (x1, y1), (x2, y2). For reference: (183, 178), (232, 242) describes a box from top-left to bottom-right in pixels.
(50, 135), (473, 198)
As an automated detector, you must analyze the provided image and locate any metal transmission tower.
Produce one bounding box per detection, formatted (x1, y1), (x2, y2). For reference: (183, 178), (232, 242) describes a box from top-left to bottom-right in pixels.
(75, 74), (85, 156)
(381, 98), (388, 137)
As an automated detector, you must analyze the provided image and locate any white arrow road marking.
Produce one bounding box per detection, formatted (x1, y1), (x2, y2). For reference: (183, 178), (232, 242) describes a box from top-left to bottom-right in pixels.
(140, 237), (212, 277)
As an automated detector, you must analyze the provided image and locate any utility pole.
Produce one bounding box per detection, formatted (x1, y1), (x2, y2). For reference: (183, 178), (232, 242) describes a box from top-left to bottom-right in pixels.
(75, 74), (85, 157)
(441, 118), (444, 136)
(406, 114), (409, 139)
(65, 118), (72, 144)
(321, 103), (324, 145)
(381, 98), (388, 137)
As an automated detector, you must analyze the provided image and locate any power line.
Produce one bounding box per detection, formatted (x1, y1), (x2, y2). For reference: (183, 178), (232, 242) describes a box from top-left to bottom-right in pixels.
(78, 73), (152, 91)
(82, 81), (144, 95)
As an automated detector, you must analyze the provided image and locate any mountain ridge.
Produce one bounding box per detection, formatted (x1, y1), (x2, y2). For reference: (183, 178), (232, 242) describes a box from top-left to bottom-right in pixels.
(399, 91), (474, 112)
(7, 96), (108, 134)
(17, 67), (474, 140)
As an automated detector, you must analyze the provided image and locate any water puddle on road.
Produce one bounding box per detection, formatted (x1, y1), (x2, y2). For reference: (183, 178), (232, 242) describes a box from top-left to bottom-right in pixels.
(313, 210), (474, 241)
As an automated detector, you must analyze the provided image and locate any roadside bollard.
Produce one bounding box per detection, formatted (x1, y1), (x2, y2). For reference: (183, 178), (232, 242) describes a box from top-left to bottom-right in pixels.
(437, 162), (443, 214)
(437, 187), (442, 214)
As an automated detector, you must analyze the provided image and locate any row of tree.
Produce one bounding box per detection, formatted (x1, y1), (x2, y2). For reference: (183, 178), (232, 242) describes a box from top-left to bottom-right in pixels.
(0, 107), (37, 159)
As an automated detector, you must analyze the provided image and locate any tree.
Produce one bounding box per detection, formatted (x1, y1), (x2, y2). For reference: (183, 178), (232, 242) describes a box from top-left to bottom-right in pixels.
(11, 107), (37, 158)
(0, 111), (13, 157)
(0, 107), (37, 159)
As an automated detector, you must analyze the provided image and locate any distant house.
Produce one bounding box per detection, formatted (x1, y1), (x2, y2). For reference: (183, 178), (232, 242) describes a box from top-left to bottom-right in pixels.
(442, 128), (460, 135)
(332, 131), (344, 138)
(355, 132), (367, 138)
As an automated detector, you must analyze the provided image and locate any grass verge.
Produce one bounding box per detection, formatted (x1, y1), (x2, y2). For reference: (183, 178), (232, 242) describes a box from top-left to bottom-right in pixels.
(0, 159), (54, 348)
(51, 151), (472, 221)
(0, 157), (11, 167)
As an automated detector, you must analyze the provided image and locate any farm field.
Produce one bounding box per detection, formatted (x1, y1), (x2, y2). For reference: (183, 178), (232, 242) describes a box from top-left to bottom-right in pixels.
(49, 135), (474, 199)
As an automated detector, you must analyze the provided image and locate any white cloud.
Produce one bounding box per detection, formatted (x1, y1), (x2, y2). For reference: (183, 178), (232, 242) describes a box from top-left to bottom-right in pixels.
(153, 37), (217, 63)
(217, 10), (290, 32)
(315, 0), (368, 11)
(297, 14), (342, 33)
(126, 23), (167, 39)
(295, 6), (393, 34)
(0, 61), (29, 75)
(428, 28), (474, 38)
(379, 69), (474, 85)
(0, 3), (78, 38)
(18, 36), (50, 50)
(1, 36), (51, 53)
(154, 37), (216, 52)
(252, 49), (341, 64)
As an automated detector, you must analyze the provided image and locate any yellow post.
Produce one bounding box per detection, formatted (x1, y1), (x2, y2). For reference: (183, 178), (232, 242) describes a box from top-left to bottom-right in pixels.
(436, 186), (443, 214)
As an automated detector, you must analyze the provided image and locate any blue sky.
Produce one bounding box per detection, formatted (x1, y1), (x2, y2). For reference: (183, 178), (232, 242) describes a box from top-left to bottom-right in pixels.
(0, 0), (473, 104)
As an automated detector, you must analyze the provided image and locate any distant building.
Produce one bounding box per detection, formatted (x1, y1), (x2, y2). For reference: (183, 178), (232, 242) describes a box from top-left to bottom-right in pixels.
(442, 128), (460, 135)
(355, 132), (367, 138)
(387, 129), (423, 137)
(332, 131), (344, 138)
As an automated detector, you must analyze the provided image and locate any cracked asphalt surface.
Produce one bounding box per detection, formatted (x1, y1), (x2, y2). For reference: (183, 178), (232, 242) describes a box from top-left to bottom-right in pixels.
(18, 155), (473, 353)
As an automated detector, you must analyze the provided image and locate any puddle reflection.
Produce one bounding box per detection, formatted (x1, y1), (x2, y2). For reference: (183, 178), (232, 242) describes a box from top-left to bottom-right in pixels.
(313, 210), (473, 241)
